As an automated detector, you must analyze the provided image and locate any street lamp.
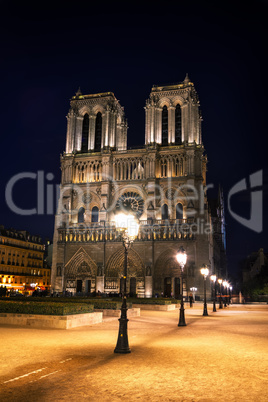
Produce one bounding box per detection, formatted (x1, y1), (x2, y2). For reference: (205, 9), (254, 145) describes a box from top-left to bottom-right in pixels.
(200, 265), (209, 316)
(229, 286), (233, 304)
(218, 279), (223, 309)
(190, 287), (197, 300)
(114, 213), (139, 354)
(223, 281), (228, 307)
(176, 246), (187, 326)
(189, 287), (197, 307)
(210, 275), (217, 312)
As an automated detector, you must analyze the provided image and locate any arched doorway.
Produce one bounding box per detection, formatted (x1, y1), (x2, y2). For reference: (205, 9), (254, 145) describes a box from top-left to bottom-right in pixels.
(154, 248), (184, 298)
(105, 247), (145, 296)
(64, 247), (97, 295)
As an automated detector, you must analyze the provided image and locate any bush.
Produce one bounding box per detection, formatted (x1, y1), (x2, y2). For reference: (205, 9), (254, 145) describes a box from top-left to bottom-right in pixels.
(92, 301), (124, 309)
(0, 301), (94, 315)
(3, 297), (131, 310)
(126, 298), (176, 305)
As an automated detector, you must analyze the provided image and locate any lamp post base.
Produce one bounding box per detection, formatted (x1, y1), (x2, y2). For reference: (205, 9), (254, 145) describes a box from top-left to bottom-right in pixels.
(114, 320), (131, 353)
(114, 298), (131, 354)
(178, 301), (187, 326)
(203, 303), (209, 316)
(213, 300), (217, 312)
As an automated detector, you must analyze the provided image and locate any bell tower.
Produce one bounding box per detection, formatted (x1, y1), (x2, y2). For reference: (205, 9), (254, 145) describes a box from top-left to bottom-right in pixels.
(145, 74), (202, 146)
(65, 89), (128, 154)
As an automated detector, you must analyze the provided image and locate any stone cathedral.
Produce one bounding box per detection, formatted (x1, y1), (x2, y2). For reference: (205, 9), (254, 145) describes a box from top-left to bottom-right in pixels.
(51, 75), (226, 298)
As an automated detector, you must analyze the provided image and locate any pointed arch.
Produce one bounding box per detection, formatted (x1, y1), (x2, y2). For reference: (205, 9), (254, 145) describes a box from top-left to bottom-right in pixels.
(79, 106), (91, 116)
(91, 206), (99, 223)
(154, 248), (182, 278)
(176, 202), (183, 220)
(105, 247), (145, 278)
(162, 204), (169, 220)
(65, 247), (97, 278)
(158, 97), (171, 108)
(78, 207), (85, 223)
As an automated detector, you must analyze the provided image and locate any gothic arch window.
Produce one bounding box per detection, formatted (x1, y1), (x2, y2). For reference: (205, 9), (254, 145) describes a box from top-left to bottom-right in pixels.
(162, 105), (168, 145)
(78, 207), (85, 223)
(176, 203), (183, 220)
(91, 206), (99, 223)
(162, 204), (169, 220)
(95, 112), (102, 151)
(175, 104), (182, 145)
(81, 114), (89, 153)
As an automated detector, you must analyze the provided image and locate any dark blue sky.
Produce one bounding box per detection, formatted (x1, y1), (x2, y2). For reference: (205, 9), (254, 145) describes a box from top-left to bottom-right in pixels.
(1, 1), (267, 278)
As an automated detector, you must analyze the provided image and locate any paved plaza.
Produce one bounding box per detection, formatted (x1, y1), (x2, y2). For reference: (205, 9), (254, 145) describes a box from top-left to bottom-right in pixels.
(0, 303), (268, 402)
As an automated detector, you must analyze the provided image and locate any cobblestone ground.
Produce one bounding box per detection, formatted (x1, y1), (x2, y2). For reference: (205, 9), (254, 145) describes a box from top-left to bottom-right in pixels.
(0, 303), (268, 402)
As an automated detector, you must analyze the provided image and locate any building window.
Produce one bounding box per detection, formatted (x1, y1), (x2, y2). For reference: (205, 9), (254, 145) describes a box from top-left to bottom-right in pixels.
(91, 206), (99, 223)
(78, 207), (85, 223)
(81, 114), (89, 153)
(176, 203), (183, 220)
(162, 106), (168, 145)
(162, 204), (169, 220)
(160, 158), (167, 177)
(95, 112), (102, 151)
(175, 104), (182, 144)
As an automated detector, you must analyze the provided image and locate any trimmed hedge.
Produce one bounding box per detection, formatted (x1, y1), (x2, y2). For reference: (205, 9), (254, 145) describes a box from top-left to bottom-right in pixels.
(0, 301), (94, 316)
(0, 297), (132, 310)
(126, 298), (179, 305)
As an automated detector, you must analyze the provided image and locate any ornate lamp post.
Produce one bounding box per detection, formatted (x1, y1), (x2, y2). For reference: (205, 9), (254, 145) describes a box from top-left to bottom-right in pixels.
(176, 246), (187, 327)
(190, 287), (197, 301)
(200, 265), (209, 316)
(114, 213), (139, 354)
(218, 279), (223, 309)
(223, 281), (228, 307)
(229, 286), (233, 304)
(226, 283), (230, 305)
(210, 275), (217, 312)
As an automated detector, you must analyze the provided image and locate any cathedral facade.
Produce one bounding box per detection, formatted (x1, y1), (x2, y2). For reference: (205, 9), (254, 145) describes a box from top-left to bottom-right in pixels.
(51, 76), (226, 299)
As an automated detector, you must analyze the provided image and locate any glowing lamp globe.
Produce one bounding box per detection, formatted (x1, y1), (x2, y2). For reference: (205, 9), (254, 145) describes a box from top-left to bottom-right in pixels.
(176, 247), (187, 268)
(115, 213), (139, 240)
(200, 265), (209, 278)
(210, 275), (216, 282)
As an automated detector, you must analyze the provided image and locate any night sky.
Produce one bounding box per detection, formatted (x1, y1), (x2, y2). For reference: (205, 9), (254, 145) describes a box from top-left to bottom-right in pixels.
(1, 1), (267, 279)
